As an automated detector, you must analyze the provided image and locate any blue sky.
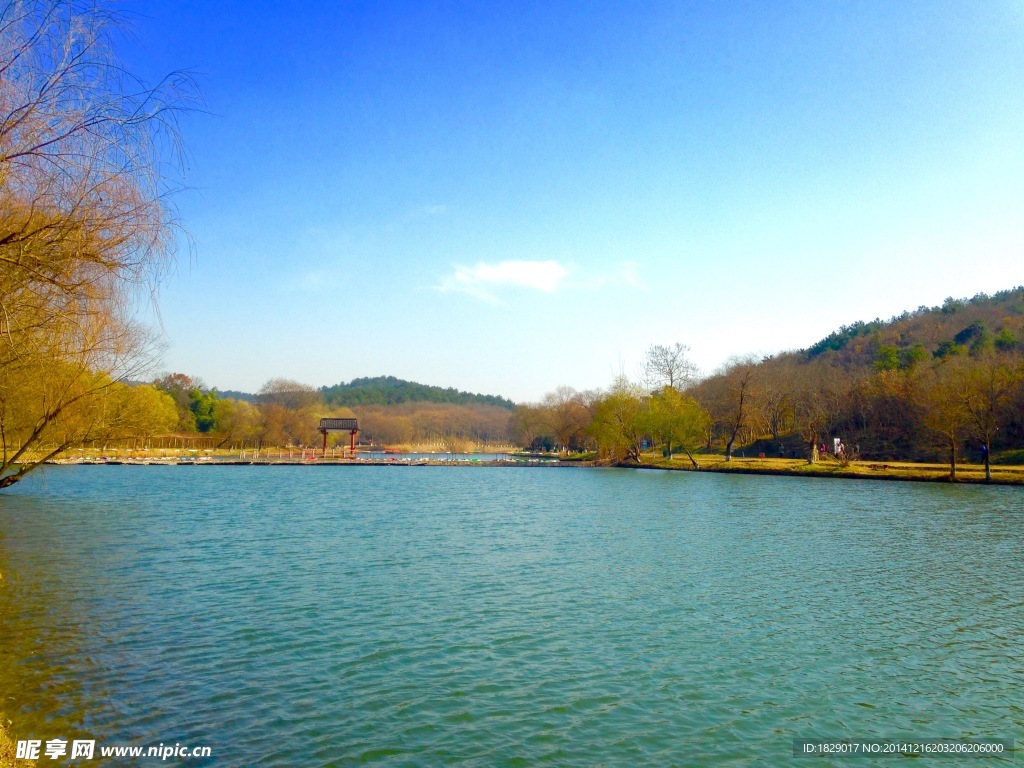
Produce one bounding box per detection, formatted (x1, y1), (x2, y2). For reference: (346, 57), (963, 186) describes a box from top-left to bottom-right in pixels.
(124, 1), (1024, 402)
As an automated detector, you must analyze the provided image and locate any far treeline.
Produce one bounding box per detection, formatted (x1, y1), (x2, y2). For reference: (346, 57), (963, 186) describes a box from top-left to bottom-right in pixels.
(138, 375), (515, 451)
(519, 288), (1024, 481)
(89, 284), (1024, 486)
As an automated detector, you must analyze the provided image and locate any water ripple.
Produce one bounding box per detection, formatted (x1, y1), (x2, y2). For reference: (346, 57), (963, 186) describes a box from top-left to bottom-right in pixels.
(1, 466), (1021, 765)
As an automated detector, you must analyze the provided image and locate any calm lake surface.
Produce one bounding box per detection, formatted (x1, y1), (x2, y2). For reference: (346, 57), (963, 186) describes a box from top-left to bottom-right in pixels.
(0, 466), (1021, 766)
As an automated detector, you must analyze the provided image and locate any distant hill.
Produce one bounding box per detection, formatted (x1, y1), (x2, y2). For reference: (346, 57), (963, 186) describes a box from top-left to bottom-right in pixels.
(805, 286), (1024, 368)
(319, 376), (516, 410)
(217, 389), (258, 402)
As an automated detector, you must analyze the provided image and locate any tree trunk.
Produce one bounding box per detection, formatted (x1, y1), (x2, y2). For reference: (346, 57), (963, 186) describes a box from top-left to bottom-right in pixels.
(725, 436), (734, 461)
(949, 441), (957, 481)
(806, 427), (817, 463)
(682, 446), (700, 469)
(984, 442), (991, 482)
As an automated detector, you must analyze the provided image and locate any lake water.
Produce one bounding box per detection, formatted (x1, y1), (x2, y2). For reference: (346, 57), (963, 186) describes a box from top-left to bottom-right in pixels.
(0, 466), (1020, 765)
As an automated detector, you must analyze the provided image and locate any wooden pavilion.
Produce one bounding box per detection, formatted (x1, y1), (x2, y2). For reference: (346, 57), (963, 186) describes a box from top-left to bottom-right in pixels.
(318, 418), (359, 456)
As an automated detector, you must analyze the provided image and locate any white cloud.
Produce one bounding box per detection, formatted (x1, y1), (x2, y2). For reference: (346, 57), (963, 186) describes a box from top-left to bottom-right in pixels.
(575, 260), (644, 290)
(439, 260), (569, 302)
(436, 259), (645, 303)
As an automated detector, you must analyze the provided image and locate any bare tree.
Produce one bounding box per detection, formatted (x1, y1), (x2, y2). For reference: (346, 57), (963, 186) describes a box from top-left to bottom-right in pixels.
(693, 356), (759, 461)
(255, 379), (324, 446)
(918, 359), (970, 481)
(755, 355), (798, 442)
(0, 0), (196, 487)
(721, 362), (755, 461)
(509, 403), (548, 449)
(791, 364), (847, 464)
(257, 379), (322, 411)
(542, 386), (589, 453)
(957, 352), (1023, 481)
(643, 342), (697, 391)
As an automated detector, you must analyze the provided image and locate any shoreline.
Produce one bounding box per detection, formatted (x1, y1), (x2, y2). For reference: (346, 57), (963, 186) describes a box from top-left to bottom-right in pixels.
(21, 456), (1023, 485)
(634, 462), (1024, 486)
(621, 456), (1024, 486)
(41, 458), (572, 467)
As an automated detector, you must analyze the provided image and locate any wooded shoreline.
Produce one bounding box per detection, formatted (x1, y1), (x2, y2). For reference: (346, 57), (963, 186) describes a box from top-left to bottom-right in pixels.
(626, 457), (1024, 486)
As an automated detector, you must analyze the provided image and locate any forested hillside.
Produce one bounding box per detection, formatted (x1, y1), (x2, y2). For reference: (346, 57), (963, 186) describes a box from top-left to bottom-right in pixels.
(806, 287), (1024, 366)
(692, 288), (1024, 472)
(319, 376), (516, 409)
(514, 289), (1024, 478)
(696, 288), (1024, 468)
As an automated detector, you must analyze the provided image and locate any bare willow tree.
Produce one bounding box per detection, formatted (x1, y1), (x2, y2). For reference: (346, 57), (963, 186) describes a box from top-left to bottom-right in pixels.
(0, 0), (195, 487)
(587, 376), (647, 463)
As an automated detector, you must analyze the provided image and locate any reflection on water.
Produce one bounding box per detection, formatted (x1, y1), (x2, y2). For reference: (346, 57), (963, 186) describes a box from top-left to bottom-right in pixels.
(1, 466), (1021, 766)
